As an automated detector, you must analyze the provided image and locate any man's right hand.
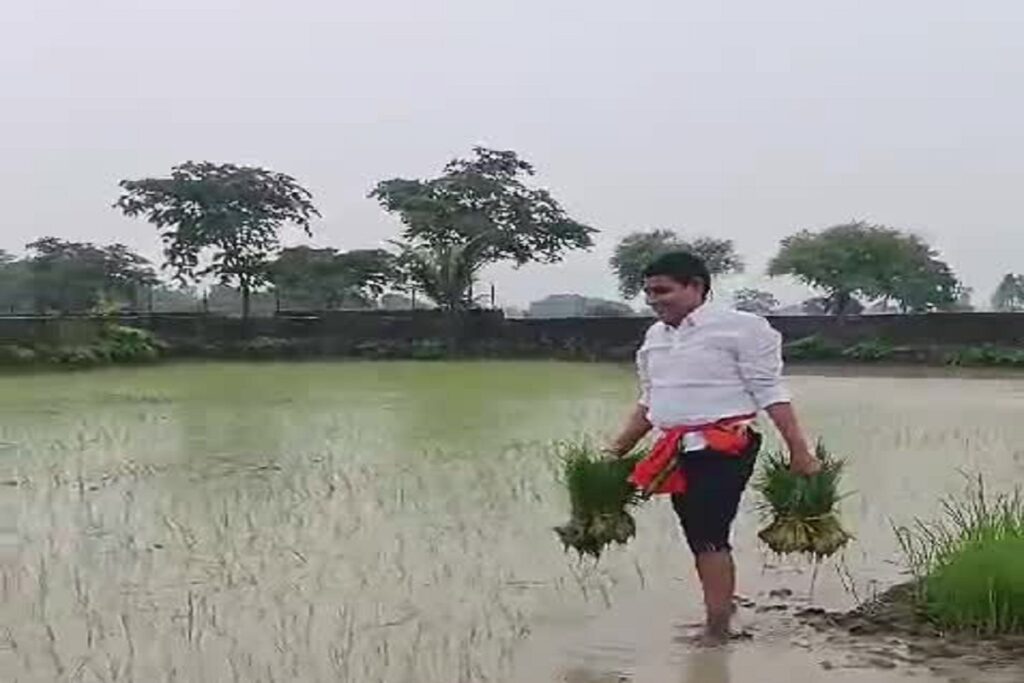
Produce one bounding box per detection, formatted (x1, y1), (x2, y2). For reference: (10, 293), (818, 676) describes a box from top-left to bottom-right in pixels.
(601, 444), (627, 459)
(605, 404), (652, 459)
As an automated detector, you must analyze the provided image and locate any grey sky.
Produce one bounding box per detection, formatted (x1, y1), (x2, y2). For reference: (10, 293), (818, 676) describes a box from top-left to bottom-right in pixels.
(3, 0), (1023, 308)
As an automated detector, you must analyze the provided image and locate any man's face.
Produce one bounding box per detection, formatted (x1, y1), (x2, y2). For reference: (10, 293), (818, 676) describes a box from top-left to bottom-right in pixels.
(643, 275), (705, 325)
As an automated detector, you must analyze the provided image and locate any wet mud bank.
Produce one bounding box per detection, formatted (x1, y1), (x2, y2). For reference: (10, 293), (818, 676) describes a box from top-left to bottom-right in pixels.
(796, 582), (1024, 674)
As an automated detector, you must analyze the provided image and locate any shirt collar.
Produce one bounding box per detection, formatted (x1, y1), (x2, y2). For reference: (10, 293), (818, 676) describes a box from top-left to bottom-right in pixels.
(685, 303), (712, 327)
(661, 303), (712, 332)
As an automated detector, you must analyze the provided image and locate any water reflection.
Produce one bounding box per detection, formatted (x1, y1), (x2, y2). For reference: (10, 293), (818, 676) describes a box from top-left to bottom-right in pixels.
(558, 647), (731, 683)
(680, 648), (730, 683)
(560, 669), (629, 683)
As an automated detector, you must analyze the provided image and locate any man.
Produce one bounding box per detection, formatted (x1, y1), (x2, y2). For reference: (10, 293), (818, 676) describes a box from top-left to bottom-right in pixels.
(606, 251), (820, 643)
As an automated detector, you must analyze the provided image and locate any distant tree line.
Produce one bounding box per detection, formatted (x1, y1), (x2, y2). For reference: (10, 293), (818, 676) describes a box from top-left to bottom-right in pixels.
(610, 222), (986, 315)
(0, 146), (1016, 318)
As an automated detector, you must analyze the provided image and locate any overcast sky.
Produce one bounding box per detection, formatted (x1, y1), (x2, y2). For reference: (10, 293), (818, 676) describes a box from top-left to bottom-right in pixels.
(3, 0), (1022, 308)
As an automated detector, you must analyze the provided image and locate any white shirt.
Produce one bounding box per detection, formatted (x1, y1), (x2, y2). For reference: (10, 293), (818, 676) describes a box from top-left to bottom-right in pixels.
(637, 305), (790, 430)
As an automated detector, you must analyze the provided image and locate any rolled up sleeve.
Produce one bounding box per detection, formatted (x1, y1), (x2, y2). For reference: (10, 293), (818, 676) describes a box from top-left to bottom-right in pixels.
(737, 317), (790, 409)
(636, 348), (651, 407)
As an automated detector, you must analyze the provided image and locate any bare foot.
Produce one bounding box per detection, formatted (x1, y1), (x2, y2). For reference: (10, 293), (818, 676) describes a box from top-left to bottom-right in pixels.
(697, 629), (729, 648)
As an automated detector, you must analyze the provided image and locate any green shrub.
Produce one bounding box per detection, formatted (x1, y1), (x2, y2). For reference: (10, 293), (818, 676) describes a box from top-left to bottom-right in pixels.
(409, 339), (447, 360)
(0, 325), (162, 371)
(783, 335), (842, 361)
(842, 339), (896, 362)
(354, 340), (398, 359)
(96, 325), (162, 363)
(897, 479), (1024, 634)
(239, 336), (295, 358)
(0, 345), (38, 365)
(51, 346), (103, 367)
(946, 345), (1024, 368)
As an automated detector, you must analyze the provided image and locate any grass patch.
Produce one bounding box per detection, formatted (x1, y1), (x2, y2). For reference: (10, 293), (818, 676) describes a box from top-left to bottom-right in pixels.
(896, 477), (1024, 634)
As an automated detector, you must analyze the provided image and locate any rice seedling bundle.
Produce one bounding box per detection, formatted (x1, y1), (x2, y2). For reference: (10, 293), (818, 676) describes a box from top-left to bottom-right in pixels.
(553, 442), (643, 559)
(755, 442), (852, 559)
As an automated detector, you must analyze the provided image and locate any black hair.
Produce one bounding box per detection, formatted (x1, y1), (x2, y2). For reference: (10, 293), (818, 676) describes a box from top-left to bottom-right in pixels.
(642, 251), (712, 300)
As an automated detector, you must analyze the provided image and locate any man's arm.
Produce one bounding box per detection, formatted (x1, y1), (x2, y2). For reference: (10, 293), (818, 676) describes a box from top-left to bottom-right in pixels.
(606, 341), (654, 457)
(606, 403), (652, 457)
(737, 317), (820, 475)
(764, 402), (819, 475)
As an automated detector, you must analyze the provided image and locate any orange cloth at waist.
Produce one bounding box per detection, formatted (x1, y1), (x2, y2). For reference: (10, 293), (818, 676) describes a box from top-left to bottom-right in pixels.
(629, 414), (756, 497)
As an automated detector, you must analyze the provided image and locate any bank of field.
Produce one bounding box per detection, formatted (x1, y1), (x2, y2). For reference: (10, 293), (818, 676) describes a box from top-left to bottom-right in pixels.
(2, 363), (1023, 682)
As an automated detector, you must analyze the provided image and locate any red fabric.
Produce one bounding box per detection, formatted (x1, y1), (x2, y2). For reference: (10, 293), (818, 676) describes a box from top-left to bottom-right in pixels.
(629, 415), (756, 496)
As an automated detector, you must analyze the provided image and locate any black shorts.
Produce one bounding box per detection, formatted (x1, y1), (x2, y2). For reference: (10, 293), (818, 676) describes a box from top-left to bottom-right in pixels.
(670, 432), (761, 555)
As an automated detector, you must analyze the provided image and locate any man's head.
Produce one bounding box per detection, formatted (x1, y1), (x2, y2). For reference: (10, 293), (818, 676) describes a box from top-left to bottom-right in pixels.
(642, 251), (711, 326)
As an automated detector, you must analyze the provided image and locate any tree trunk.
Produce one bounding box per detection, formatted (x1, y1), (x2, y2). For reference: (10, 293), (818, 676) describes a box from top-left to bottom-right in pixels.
(241, 284), (251, 321)
(443, 309), (464, 357)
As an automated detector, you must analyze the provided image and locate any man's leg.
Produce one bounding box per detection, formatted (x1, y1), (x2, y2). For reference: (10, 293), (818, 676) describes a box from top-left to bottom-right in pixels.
(695, 550), (735, 639)
(672, 448), (756, 642)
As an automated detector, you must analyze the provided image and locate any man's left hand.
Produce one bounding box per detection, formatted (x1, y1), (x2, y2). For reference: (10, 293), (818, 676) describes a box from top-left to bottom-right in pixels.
(789, 448), (821, 476)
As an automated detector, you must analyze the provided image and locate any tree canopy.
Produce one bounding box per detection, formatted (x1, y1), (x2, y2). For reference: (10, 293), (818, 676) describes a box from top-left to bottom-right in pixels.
(22, 237), (157, 313)
(992, 273), (1024, 312)
(768, 222), (963, 314)
(268, 246), (397, 310)
(0, 252), (31, 313)
(732, 288), (778, 315)
(610, 230), (743, 299)
(389, 237), (491, 312)
(115, 161), (319, 318)
(370, 147), (594, 310)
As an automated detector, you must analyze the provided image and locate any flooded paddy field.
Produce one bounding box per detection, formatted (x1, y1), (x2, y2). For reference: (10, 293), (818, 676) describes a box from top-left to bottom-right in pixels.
(2, 362), (1023, 682)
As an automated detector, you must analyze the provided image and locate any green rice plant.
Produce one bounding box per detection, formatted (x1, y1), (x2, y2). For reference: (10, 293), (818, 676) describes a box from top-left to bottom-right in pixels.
(895, 477), (1024, 634)
(553, 440), (643, 559)
(561, 441), (641, 516)
(755, 442), (852, 558)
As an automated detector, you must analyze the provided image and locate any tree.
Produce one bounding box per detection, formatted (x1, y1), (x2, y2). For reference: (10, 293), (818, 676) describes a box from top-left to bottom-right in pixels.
(768, 222), (962, 314)
(610, 230), (744, 299)
(992, 273), (1024, 311)
(334, 249), (398, 304)
(370, 147), (594, 311)
(101, 243), (160, 309)
(390, 237), (490, 312)
(268, 246), (397, 310)
(116, 162), (319, 319)
(937, 285), (974, 312)
(151, 285), (201, 313)
(0, 251), (31, 313)
(732, 288), (779, 315)
(380, 293), (416, 310)
(24, 237), (157, 313)
(802, 296), (864, 316)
